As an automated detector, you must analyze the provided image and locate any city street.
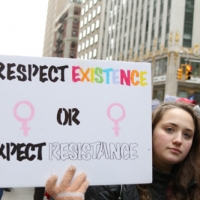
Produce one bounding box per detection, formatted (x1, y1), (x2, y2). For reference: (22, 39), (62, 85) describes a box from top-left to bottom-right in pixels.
(0, 0), (200, 200)
(2, 188), (46, 200)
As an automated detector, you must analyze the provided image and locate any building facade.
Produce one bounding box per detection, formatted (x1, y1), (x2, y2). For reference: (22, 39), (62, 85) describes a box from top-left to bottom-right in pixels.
(53, 1), (81, 58)
(43, 0), (82, 58)
(77, 0), (105, 59)
(43, 0), (68, 57)
(78, 0), (200, 103)
(43, 0), (200, 103)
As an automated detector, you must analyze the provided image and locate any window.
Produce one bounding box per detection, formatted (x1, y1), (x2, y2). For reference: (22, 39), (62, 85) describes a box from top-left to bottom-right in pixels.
(166, 23), (169, 33)
(86, 40), (89, 48)
(108, 25), (111, 33)
(89, 51), (92, 59)
(92, 9), (96, 18)
(79, 32), (82, 40)
(90, 37), (94, 45)
(85, 4), (88, 12)
(94, 0), (97, 4)
(72, 30), (77, 36)
(94, 34), (98, 43)
(87, 26), (90, 35)
(110, 38), (114, 49)
(70, 52), (75, 58)
(178, 90), (188, 98)
(71, 42), (76, 48)
(91, 23), (95, 31)
(84, 17), (87, 25)
(88, 13), (91, 21)
(96, 20), (100, 29)
(74, 8), (79, 15)
(97, 6), (101, 14)
(93, 49), (97, 57)
(154, 58), (167, 76)
(191, 62), (200, 77)
(89, 1), (93, 8)
(78, 45), (81, 52)
(81, 8), (84, 15)
(83, 29), (86, 37)
(112, 24), (115, 30)
(183, 0), (195, 46)
(82, 42), (85, 50)
(165, 0), (171, 47)
(153, 89), (165, 102)
(85, 53), (88, 59)
(82, 0), (86, 3)
(80, 20), (83, 28)
(110, 10), (113, 19)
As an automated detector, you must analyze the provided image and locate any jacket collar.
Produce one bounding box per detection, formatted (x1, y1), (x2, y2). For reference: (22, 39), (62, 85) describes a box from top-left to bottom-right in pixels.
(152, 167), (173, 188)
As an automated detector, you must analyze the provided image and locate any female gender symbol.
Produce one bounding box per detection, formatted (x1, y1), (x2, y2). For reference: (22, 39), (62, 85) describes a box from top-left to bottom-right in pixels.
(13, 101), (35, 136)
(107, 103), (126, 136)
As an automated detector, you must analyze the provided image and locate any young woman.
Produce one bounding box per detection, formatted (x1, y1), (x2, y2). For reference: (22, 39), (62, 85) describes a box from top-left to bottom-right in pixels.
(45, 102), (200, 200)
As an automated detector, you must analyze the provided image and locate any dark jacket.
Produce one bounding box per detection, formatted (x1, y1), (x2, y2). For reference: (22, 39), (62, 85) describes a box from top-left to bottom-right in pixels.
(85, 168), (172, 200)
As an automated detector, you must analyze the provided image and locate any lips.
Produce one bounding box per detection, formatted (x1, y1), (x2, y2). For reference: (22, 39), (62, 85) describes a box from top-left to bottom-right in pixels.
(169, 148), (181, 153)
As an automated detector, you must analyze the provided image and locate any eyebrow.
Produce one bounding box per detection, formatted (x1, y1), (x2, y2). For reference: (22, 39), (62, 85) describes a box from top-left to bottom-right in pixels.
(166, 122), (194, 133)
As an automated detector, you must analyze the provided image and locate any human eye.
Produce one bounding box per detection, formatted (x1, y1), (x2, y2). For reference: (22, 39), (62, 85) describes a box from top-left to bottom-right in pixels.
(165, 127), (174, 133)
(183, 133), (192, 139)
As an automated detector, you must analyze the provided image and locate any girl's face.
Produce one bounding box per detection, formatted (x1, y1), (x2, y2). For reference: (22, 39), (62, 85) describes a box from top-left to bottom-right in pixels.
(153, 108), (195, 173)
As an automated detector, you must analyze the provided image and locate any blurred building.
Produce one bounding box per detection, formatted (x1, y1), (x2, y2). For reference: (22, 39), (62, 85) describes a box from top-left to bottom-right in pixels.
(43, 0), (82, 58)
(43, 0), (68, 57)
(77, 0), (105, 59)
(43, 0), (200, 103)
(78, 0), (200, 103)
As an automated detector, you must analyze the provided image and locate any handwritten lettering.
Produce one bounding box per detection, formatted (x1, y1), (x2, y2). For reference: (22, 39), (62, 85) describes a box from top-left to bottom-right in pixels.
(72, 66), (148, 86)
(0, 142), (46, 161)
(49, 142), (138, 161)
(0, 62), (69, 82)
(57, 108), (80, 126)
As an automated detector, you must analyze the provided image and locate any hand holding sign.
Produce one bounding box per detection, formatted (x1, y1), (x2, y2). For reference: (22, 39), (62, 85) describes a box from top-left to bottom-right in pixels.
(45, 166), (89, 200)
(0, 55), (151, 186)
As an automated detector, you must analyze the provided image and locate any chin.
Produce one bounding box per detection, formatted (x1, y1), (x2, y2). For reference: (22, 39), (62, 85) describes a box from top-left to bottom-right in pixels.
(167, 160), (182, 165)
(165, 156), (184, 165)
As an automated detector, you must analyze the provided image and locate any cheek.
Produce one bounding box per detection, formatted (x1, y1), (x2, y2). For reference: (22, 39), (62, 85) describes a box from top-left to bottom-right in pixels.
(183, 141), (193, 155)
(153, 133), (170, 150)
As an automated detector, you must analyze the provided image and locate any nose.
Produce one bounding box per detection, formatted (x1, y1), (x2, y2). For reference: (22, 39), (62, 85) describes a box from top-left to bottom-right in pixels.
(172, 132), (182, 146)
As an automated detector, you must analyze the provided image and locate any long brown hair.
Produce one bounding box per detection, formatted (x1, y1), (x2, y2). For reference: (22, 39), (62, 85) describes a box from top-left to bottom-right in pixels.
(137, 102), (200, 200)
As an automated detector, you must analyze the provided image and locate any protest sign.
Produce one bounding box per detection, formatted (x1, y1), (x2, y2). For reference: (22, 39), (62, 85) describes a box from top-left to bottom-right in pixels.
(164, 95), (179, 102)
(152, 99), (160, 111)
(0, 55), (152, 187)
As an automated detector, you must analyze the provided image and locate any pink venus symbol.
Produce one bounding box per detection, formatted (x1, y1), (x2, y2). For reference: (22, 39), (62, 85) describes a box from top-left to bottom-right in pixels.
(107, 103), (126, 136)
(13, 101), (35, 136)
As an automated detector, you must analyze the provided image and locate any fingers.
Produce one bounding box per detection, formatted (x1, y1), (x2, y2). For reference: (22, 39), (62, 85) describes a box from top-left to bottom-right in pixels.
(46, 166), (89, 198)
(59, 165), (76, 190)
(68, 173), (87, 192)
(77, 180), (89, 193)
(45, 175), (58, 196)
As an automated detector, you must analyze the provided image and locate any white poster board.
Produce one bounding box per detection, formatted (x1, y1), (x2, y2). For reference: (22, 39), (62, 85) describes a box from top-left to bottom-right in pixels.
(0, 55), (152, 187)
